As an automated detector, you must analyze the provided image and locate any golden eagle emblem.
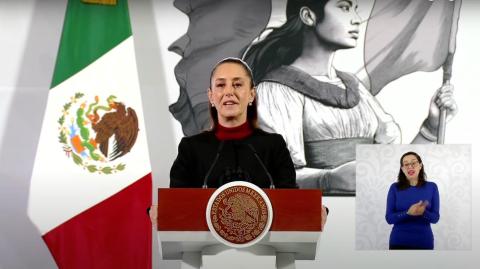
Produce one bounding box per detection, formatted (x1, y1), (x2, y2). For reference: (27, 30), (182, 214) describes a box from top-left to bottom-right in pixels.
(209, 185), (269, 245)
(58, 92), (139, 174)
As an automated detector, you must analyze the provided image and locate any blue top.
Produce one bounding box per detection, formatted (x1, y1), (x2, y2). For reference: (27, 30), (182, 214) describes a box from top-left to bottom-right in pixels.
(385, 181), (440, 249)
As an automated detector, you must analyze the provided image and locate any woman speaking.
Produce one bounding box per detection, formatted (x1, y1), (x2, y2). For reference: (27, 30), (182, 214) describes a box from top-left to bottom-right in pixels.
(150, 57), (328, 228)
(169, 57), (297, 189)
(386, 152), (440, 249)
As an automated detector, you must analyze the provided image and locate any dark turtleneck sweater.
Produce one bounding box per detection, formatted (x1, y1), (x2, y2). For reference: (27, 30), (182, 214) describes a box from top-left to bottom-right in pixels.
(170, 122), (296, 189)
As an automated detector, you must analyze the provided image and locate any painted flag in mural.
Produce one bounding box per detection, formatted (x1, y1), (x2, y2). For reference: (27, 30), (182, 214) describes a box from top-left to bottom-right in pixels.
(364, 0), (462, 95)
(168, 0), (271, 135)
(27, 0), (152, 268)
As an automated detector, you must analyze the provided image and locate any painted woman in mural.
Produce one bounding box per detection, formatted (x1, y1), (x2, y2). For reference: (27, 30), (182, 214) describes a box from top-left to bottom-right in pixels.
(167, 0), (460, 195)
(244, 0), (458, 195)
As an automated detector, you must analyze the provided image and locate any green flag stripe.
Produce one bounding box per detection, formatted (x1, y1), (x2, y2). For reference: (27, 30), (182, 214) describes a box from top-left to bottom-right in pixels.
(51, 0), (132, 88)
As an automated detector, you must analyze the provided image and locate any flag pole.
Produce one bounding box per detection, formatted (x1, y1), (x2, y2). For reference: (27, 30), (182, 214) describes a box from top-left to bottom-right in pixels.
(438, 0), (462, 144)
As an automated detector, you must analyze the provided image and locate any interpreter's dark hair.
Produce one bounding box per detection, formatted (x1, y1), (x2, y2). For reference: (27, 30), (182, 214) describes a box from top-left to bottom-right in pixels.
(208, 57), (258, 130)
(243, 0), (328, 84)
(397, 151), (426, 190)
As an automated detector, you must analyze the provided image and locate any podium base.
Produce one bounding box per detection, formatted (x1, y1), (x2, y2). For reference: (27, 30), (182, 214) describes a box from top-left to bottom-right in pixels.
(179, 244), (295, 269)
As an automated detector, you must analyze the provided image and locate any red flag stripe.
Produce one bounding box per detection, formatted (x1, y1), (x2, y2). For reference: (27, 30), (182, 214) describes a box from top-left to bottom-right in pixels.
(43, 174), (152, 269)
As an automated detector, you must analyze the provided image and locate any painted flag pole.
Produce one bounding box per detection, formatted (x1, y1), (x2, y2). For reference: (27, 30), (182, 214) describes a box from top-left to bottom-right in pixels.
(28, 0), (152, 268)
(438, 0), (462, 144)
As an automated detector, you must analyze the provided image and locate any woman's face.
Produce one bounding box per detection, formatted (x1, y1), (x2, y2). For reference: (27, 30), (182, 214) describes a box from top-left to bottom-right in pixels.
(315, 0), (361, 49)
(401, 154), (423, 183)
(208, 62), (255, 126)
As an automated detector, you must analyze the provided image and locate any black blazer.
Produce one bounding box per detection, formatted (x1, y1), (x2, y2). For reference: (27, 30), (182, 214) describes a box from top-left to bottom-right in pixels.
(170, 129), (296, 189)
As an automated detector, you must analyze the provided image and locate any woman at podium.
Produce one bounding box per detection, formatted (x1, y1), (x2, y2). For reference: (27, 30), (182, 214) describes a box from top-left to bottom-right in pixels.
(151, 57), (328, 230)
(386, 152), (440, 249)
(169, 57), (297, 189)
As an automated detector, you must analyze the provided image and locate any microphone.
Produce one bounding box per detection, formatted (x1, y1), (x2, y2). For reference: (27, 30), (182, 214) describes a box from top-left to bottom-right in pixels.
(245, 143), (275, 189)
(202, 141), (225, 188)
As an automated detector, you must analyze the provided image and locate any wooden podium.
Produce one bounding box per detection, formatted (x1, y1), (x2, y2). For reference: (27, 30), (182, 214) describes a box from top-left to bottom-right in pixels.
(157, 188), (323, 269)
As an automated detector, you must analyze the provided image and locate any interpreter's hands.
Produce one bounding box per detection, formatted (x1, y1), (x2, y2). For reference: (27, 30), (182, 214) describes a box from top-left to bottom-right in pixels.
(425, 84), (458, 134)
(327, 161), (356, 192)
(407, 201), (421, 215)
(149, 204), (158, 226)
(407, 201), (427, 216)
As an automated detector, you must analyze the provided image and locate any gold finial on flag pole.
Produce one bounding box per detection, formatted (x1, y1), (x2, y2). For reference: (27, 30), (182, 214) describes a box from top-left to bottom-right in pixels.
(81, 0), (117, 5)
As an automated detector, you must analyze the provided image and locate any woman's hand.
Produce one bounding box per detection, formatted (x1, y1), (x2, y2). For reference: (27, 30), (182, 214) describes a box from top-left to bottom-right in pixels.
(149, 205), (158, 226)
(407, 201), (427, 216)
(425, 84), (458, 134)
(321, 206), (328, 231)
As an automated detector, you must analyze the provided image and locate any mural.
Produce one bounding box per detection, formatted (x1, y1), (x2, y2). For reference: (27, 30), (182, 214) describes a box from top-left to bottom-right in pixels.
(167, 0), (461, 196)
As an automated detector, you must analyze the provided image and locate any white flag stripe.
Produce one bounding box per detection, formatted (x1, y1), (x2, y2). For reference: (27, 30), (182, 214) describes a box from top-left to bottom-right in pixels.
(28, 37), (151, 234)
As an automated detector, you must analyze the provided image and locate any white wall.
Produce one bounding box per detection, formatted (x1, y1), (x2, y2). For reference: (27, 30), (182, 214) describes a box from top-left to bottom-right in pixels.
(0, 1), (65, 268)
(1, 0), (479, 268)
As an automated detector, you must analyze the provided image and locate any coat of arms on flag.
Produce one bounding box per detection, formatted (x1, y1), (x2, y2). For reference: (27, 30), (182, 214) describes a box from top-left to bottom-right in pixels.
(28, 1), (152, 268)
(58, 92), (139, 174)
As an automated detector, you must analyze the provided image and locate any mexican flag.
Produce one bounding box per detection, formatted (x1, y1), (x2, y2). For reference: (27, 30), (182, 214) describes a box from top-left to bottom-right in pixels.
(27, 0), (152, 268)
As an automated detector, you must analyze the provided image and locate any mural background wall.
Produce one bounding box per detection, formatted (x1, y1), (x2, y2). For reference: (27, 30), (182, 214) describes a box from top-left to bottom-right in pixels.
(1, 0), (479, 268)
